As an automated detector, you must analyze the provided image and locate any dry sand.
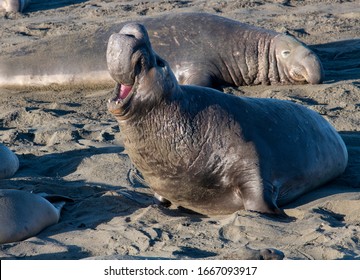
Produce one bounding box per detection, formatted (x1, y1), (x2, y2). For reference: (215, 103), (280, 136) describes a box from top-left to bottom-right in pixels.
(0, 0), (360, 260)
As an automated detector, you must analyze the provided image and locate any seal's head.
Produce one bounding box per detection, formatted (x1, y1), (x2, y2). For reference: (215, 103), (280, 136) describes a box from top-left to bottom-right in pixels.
(273, 34), (324, 84)
(107, 23), (177, 120)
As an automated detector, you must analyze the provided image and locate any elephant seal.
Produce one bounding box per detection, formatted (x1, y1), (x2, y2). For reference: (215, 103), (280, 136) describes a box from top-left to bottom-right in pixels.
(106, 23), (347, 216)
(0, 13), (323, 88)
(0, 144), (19, 179)
(0, 0), (29, 12)
(0, 189), (71, 244)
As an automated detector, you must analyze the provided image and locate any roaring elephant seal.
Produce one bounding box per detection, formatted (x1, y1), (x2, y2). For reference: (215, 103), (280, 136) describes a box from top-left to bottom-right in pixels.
(0, 189), (71, 244)
(106, 23), (347, 216)
(0, 13), (323, 88)
(0, 144), (19, 179)
(0, 0), (29, 12)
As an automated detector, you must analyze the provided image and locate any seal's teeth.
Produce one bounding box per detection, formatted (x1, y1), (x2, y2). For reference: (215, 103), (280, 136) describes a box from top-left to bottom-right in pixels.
(115, 100), (120, 105)
(108, 99), (111, 103)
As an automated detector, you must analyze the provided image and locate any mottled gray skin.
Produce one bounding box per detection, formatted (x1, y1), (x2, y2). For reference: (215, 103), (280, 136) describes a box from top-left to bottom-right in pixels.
(108, 23), (347, 216)
(0, 189), (69, 244)
(0, 144), (19, 179)
(0, 13), (323, 88)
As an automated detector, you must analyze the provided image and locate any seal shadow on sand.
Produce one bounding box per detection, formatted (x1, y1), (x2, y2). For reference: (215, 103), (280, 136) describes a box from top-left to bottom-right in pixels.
(2, 145), (215, 259)
(24, 0), (89, 12)
(312, 39), (360, 82)
(4, 145), (208, 225)
(3, 147), (152, 234)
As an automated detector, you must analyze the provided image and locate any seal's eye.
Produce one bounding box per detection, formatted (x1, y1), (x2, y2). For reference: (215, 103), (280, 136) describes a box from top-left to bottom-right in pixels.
(281, 50), (291, 58)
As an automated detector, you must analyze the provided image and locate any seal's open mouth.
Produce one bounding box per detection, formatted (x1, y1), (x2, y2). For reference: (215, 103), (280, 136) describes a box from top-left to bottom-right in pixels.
(107, 80), (137, 117)
(111, 83), (134, 103)
(119, 84), (133, 100)
(108, 82), (135, 117)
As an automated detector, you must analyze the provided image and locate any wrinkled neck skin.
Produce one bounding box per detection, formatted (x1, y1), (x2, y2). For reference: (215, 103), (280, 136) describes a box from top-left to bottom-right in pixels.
(111, 63), (187, 182)
(221, 30), (315, 86)
(267, 35), (292, 85)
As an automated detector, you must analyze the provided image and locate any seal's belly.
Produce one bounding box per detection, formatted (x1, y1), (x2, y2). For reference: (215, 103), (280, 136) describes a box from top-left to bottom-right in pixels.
(145, 171), (247, 215)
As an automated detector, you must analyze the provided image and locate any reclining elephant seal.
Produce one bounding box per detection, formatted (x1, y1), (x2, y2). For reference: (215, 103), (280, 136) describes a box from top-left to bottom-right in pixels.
(132, 13), (324, 87)
(0, 13), (323, 88)
(0, 189), (71, 244)
(106, 23), (347, 216)
(0, 144), (19, 179)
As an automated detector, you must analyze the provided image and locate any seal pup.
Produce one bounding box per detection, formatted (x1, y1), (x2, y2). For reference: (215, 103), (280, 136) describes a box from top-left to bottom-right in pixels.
(106, 23), (347, 216)
(0, 189), (71, 244)
(0, 0), (29, 12)
(0, 13), (323, 88)
(0, 144), (19, 179)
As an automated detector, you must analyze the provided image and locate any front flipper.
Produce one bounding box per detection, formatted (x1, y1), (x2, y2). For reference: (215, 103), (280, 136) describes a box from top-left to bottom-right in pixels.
(174, 66), (214, 88)
(154, 193), (172, 208)
(183, 73), (214, 88)
(239, 181), (289, 218)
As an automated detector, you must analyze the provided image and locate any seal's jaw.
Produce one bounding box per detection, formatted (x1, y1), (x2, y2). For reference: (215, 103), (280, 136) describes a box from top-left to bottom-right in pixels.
(287, 64), (308, 84)
(286, 47), (324, 85)
(107, 80), (138, 118)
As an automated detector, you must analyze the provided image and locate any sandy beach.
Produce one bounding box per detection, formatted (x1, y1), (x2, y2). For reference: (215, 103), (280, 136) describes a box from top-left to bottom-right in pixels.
(0, 0), (360, 260)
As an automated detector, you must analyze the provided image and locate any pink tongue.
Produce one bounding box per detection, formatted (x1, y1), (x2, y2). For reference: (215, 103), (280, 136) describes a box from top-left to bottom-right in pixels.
(120, 85), (132, 99)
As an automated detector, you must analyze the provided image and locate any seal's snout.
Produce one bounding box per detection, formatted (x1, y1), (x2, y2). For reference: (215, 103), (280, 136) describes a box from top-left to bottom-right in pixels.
(296, 48), (324, 85)
(119, 23), (150, 43)
(305, 53), (324, 84)
(106, 32), (139, 86)
(107, 23), (157, 116)
(107, 23), (153, 86)
(297, 45), (325, 84)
